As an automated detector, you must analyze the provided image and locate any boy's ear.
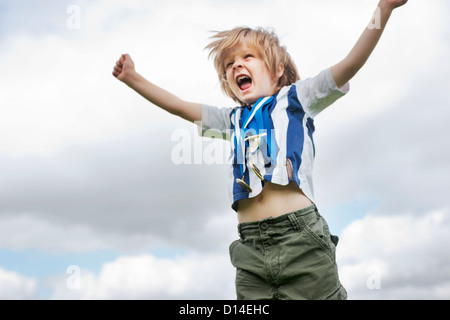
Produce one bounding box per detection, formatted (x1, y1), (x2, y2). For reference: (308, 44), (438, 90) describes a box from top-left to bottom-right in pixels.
(276, 63), (285, 80)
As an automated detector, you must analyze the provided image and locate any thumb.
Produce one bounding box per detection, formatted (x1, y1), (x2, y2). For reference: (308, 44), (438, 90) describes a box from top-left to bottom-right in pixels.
(122, 53), (132, 62)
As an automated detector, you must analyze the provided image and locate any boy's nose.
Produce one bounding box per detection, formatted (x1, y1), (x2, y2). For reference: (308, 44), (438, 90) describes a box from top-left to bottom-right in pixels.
(233, 60), (244, 70)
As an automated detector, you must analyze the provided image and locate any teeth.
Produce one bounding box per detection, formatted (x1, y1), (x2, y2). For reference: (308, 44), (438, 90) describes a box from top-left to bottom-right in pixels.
(237, 75), (250, 84)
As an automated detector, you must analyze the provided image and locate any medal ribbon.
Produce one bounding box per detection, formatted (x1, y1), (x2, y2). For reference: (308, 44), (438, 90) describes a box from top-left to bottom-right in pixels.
(233, 95), (276, 178)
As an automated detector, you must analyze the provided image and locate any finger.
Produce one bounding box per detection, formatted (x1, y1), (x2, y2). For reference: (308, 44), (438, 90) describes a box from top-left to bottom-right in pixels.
(114, 65), (122, 73)
(121, 54), (129, 63)
(116, 60), (122, 67)
(122, 53), (131, 62)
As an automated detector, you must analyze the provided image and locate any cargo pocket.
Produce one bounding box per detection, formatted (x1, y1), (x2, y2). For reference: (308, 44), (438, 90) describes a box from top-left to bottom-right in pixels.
(299, 212), (336, 262)
(229, 239), (240, 263)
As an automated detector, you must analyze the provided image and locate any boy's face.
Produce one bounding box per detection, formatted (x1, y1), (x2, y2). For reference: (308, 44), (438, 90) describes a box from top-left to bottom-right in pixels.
(224, 43), (283, 105)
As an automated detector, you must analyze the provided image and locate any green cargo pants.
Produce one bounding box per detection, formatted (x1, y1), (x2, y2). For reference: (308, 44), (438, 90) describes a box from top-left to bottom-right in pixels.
(229, 204), (347, 300)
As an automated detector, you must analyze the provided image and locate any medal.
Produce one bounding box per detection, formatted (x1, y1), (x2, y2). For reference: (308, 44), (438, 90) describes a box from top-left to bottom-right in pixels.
(286, 158), (294, 180)
(245, 133), (266, 181)
(245, 132), (266, 153)
(251, 163), (263, 180)
(236, 176), (252, 193)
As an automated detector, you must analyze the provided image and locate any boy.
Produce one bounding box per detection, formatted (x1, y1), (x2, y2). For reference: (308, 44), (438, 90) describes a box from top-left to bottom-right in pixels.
(113, 0), (407, 300)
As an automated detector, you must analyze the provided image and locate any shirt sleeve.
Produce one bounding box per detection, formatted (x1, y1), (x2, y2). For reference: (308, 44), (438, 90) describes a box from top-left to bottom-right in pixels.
(295, 68), (350, 118)
(196, 104), (234, 140)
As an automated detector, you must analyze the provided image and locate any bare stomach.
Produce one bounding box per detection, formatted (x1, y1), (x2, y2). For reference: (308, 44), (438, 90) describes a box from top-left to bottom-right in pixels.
(236, 181), (313, 223)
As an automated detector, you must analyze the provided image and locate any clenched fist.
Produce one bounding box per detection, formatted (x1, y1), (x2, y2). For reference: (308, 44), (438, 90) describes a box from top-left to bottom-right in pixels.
(112, 54), (135, 83)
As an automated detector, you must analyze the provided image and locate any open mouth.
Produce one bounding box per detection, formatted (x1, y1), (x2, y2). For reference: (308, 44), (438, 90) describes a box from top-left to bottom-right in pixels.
(236, 75), (252, 91)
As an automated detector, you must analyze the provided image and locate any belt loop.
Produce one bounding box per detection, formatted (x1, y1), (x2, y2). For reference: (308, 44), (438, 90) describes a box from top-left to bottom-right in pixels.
(287, 212), (302, 231)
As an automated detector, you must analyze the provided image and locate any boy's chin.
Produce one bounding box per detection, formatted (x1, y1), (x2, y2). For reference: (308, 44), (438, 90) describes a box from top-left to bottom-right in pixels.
(238, 94), (258, 106)
(240, 99), (257, 106)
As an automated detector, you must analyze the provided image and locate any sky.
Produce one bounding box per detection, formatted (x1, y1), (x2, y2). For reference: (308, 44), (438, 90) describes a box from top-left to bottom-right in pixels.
(0, 0), (449, 300)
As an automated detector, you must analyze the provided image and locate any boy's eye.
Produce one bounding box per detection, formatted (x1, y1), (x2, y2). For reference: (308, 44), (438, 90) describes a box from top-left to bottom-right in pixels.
(245, 54), (254, 59)
(226, 62), (234, 69)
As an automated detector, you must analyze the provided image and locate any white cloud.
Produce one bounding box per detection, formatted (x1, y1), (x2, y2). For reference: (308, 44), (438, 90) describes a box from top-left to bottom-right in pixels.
(338, 208), (450, 299)
(50, 252), (236, 299)
(0, 267), (37, 299)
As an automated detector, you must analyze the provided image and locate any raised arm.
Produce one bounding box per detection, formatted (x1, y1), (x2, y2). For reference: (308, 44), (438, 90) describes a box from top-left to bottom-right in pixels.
(330, 0), (408, 88)
(113, 54), (202, 123)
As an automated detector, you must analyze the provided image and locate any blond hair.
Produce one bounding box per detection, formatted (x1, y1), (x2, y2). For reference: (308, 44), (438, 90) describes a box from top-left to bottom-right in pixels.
(205, 26), (299, 105)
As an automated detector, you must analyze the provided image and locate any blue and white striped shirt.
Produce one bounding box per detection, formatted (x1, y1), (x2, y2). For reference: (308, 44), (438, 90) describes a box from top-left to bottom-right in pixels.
(199, 68), (349, 211)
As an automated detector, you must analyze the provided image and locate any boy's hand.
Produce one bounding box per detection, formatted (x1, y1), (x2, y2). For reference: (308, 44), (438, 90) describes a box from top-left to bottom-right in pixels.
(112, 54), (135, 83)
(380, 0), (408, 10)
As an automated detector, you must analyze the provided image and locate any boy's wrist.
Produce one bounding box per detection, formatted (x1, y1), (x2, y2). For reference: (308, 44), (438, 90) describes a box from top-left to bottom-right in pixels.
(122, 70), (140, 87)
(378, 1), (393, 12)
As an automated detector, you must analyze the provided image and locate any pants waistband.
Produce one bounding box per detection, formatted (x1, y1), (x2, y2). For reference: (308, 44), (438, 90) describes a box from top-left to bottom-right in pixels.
(237, 204), (318, 238)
